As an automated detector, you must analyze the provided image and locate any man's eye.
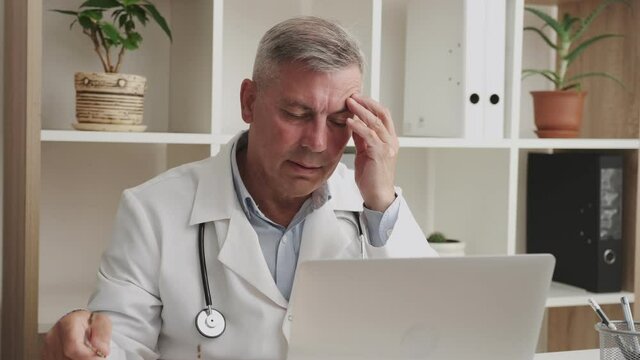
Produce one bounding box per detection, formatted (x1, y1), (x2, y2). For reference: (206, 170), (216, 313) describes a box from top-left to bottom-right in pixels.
(284, 110), (308, 119)
(329, 117), (348, 128)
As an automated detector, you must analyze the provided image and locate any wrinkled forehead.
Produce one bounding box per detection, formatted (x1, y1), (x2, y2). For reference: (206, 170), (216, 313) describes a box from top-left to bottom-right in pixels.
(257, 60), (363, 92)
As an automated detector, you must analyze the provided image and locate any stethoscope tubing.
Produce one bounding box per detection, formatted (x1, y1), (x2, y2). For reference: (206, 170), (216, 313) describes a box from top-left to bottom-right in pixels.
(198, 223), (213, 307)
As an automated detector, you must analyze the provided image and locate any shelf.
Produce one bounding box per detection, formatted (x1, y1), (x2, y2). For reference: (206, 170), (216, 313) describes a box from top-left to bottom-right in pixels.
(545, 282), (635, 308)
(41, 130), (234, 145)
(41, 131), (638, 150)
(525, 0), (583, 5)
(397, 137), (512, 148)
(516, 138), (640, 150)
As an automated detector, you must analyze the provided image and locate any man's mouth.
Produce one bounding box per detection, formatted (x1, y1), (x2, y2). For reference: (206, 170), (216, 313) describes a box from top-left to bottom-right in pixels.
(289, 160), (322, 170)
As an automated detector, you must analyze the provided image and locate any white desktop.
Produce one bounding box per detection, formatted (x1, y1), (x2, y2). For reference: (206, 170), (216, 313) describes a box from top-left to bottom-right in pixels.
(535, 349), (599, 360)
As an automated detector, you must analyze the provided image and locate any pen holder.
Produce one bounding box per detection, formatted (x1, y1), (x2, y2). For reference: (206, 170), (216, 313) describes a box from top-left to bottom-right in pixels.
(596, 321), (640, 360)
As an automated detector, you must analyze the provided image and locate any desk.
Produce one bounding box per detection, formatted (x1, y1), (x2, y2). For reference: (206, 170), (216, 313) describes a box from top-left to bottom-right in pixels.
(535, 349), (599, 360)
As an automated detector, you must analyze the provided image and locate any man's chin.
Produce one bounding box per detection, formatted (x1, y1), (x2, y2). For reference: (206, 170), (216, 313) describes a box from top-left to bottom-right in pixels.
(284, 179), (325, 198)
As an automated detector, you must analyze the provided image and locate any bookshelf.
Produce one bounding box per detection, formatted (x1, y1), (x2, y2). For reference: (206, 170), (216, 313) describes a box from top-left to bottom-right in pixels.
(3, 0), (638, 357)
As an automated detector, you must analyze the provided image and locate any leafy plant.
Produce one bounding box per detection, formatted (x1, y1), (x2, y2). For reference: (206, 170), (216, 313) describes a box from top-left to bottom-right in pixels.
(427, 232), (448, 243)
(53, 0), (172, 73)
(522, 0), (628, 91)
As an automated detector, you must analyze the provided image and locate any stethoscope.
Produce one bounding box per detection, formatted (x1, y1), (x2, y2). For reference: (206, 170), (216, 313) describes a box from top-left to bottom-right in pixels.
(195, 223), (226, 338)
(194, 212), (366, 338)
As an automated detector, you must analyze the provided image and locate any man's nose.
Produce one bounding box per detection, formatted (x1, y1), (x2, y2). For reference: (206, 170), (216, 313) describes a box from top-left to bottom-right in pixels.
(301, 118), (327, 152)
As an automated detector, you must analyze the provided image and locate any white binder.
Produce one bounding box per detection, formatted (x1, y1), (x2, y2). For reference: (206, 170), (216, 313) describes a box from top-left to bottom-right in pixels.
(463, 0), (487, 139)
(482, 0), (506, 139)
(403, 0), (464, 138)
(403, 0), (505, 140)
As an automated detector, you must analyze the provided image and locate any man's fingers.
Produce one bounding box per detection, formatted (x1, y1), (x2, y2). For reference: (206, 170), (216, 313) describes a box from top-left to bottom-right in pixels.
(350, 94), (397, 136)
(347, 116), (379, 146)
(88, 312), (112, 357)
(43, 310), (110, 359)
(57, 316), (97, 359)
(346, 97), (393, 144)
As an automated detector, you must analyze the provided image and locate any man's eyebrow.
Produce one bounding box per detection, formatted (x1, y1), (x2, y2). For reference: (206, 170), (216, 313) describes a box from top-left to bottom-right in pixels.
(280, 99), (314, 112)
(279, 100), (352, 116)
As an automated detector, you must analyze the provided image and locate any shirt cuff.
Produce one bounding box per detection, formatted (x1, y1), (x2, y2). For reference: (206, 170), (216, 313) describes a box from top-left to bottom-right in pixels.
(362, 194), (401, 247)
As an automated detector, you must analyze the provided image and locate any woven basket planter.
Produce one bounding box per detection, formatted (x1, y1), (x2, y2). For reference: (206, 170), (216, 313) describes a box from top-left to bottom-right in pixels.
(73, 72), (147, 131)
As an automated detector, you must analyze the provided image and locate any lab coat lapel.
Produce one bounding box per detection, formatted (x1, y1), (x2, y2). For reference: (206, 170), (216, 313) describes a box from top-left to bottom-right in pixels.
(217, 211), (288, 308)
(189, 132), (288, 309)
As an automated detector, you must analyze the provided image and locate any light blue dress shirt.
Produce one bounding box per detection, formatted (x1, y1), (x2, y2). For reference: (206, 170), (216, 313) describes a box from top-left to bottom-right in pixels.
(230, 132), (400, 300)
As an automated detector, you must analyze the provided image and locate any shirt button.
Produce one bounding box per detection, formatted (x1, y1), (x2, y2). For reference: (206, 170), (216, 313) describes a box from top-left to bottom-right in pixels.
(288, 314), (293, 321)
(282, 235), (288, 244)
(386, 229), (393, 238)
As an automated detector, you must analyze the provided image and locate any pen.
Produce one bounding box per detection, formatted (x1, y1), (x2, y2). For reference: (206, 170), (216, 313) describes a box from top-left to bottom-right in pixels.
(588, 298), (616, 330)
(621, 296), (640, 351)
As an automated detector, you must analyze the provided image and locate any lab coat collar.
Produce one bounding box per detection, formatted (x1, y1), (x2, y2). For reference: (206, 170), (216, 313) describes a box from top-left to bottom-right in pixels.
(188, 133), (241, 226)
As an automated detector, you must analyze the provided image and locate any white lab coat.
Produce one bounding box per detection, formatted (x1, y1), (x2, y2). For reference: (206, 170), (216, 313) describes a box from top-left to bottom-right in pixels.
(88, 134), (437, 360)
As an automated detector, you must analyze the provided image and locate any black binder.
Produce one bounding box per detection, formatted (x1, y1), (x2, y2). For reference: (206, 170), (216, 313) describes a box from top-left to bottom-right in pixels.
(527, 153), (623, 293)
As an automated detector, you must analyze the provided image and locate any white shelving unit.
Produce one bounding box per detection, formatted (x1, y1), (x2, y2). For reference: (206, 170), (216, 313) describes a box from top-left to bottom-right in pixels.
(34, 0), (638, 342)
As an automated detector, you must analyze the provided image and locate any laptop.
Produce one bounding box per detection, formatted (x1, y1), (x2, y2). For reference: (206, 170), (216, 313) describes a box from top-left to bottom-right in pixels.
(286, 254), (555, 360)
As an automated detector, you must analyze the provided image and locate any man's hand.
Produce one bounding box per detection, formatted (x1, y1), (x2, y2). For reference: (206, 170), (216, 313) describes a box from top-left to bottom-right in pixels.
(42, 310), (112, 360)
(346, 94), (399, 212)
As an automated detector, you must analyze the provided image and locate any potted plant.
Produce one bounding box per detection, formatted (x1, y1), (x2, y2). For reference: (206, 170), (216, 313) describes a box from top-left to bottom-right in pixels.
(54, 0), (172, 132)
(427, 232), (465, 257)
(522, 0), (627, 138)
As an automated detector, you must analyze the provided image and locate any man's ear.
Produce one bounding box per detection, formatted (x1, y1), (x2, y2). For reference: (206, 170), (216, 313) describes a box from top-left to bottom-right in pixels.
(240, 79), (257, 124)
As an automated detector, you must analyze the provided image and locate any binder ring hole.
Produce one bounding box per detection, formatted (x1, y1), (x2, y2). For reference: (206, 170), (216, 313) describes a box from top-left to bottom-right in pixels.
(469, 94), (480, 104)
(604, 249), (616, 265)
(490, 94), (500, 104)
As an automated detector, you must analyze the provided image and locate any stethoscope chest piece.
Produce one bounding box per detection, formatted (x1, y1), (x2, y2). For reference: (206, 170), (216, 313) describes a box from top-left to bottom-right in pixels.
(195, 307), (226, 338)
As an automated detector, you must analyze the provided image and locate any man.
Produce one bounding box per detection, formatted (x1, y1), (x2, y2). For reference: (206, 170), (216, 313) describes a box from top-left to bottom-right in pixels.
(42, 16), (436, 360)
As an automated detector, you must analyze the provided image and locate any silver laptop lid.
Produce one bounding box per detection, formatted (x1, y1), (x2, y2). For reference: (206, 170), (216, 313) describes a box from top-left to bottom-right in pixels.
(287, 254), (555, 360)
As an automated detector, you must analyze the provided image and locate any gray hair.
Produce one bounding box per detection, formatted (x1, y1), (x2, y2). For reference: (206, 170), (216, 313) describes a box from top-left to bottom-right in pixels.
(252, 16), (365, 86)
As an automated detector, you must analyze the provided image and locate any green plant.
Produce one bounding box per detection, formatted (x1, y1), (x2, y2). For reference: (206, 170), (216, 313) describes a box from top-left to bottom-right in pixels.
(54, 0), (172, 73)
(522, 0), (628, 91)
(427, 232), (448, 243)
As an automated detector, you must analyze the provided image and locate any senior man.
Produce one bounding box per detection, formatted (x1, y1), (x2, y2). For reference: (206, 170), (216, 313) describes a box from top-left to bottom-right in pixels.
(43, 16), (436, 360)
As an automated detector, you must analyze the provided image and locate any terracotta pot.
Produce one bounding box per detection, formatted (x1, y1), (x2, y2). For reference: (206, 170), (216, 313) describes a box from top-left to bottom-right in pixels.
(530, 90), (587, 138)
(73, 72), (147, 132)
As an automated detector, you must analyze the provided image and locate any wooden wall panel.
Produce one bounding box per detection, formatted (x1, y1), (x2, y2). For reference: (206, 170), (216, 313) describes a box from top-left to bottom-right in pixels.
(547, 304), (624, 352)
(559, 0), (639, 138)
(2, 0), (42, 359)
